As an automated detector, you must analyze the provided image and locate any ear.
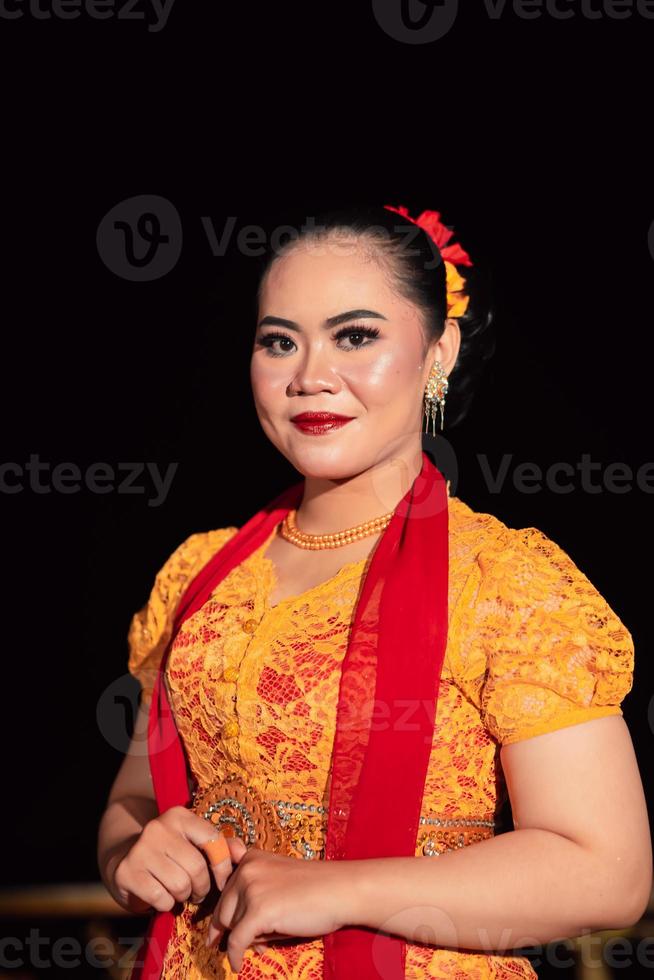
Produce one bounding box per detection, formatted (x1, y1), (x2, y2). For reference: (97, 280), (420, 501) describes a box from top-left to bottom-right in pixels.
(441, 318), (462, 375)
(425, 318), (460, 379)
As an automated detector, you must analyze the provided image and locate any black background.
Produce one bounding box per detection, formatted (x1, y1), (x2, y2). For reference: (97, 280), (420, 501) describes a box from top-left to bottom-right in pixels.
(0, 0), (652, 974)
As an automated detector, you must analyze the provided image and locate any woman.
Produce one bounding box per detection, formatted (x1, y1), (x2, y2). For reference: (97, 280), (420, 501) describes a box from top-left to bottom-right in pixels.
(97, 203), (652, 980)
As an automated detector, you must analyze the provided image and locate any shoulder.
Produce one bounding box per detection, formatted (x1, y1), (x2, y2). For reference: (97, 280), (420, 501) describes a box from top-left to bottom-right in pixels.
(447, 493), (512, 555)
(446, 496), (635, 744)
(446, 493), (536, 584)
(138, 525), (241, 608)
(160, 525), (240, 583)
(448, 493), (615, 600)
(450, 492), (634, 653)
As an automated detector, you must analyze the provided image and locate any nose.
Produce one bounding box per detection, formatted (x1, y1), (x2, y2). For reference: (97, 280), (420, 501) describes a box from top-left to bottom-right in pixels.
(287, 344), (340, 396)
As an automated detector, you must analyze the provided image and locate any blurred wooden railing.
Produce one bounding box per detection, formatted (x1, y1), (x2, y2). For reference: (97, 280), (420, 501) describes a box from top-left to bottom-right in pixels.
(0, 882), (129, 918)
(0, 884), (141, 980)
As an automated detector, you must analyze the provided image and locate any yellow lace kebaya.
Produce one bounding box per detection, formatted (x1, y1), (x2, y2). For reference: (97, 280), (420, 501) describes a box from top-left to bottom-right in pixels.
(126, 491), (634, 980)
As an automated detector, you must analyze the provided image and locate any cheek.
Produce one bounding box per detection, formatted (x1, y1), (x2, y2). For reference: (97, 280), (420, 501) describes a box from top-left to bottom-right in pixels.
(344, 350), (416, 404)
(250, 358), (288, 407)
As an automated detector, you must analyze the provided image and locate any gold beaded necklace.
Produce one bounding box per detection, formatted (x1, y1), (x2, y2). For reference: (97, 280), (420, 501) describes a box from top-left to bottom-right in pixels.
(280, 508), (395, 549)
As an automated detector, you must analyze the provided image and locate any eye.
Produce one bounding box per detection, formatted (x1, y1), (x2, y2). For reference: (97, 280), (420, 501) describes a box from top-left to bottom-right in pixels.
(258, 324), (381, 357)
(333, 325), (381, 350)
(257, 332), (296, 357)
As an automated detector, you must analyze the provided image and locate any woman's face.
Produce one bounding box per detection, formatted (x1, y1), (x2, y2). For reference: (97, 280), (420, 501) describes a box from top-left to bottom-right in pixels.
(251, 236), (450, 481)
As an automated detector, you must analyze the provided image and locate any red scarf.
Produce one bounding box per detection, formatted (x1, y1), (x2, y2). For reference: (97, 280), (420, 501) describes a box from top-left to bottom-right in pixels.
(129, 450), (449, 979)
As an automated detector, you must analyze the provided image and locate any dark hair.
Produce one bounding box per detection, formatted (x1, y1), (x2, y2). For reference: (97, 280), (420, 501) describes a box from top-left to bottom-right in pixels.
(254, 204), (495, 429)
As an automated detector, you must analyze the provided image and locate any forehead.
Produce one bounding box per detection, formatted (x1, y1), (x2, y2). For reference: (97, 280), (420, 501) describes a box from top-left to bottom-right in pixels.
(259, 239), (400, 315)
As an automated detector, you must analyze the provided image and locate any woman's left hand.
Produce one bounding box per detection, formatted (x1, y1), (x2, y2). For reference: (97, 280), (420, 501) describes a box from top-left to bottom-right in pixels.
(205, 836), (356, 972)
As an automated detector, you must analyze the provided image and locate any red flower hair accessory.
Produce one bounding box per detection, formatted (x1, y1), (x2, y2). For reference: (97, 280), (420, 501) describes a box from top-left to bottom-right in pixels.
(384, 204), (473, 318)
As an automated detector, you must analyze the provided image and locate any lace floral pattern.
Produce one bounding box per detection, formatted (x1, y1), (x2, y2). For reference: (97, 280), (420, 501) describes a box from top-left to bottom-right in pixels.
(126, 496), (634, 979)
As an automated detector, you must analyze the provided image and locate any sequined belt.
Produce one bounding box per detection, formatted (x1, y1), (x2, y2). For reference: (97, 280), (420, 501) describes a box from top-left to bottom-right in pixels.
(191, 772), (496, 860)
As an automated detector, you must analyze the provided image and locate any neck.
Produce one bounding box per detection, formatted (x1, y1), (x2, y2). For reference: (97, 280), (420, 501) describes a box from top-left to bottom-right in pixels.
(293, 444), (425, 535)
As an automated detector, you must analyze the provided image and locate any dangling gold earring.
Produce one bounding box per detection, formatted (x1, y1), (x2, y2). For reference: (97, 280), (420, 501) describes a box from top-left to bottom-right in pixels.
(423, 360), (449, 435)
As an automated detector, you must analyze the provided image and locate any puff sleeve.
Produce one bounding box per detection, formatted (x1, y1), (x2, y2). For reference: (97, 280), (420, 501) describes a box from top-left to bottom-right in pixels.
(474, 525), (635, 746)
(127, 526), (239, 706)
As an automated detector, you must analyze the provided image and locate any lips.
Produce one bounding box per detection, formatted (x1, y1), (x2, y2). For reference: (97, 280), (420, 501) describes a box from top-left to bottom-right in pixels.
(290, 412), (355, 434)
(290, 412), (354, 422)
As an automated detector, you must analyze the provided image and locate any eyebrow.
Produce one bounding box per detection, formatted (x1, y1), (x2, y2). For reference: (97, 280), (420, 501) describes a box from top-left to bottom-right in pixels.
(257, 309), (388, 332)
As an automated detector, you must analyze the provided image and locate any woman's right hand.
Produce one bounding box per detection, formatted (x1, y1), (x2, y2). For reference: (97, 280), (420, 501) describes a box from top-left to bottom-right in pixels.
(110, 806), (238, 914)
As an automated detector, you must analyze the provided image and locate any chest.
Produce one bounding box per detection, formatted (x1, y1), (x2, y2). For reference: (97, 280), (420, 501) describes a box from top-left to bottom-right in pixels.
(262, 532), (379, 609)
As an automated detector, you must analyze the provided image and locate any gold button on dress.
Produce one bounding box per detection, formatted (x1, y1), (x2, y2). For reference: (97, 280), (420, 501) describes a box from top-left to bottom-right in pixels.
(221, 720), (239, 739)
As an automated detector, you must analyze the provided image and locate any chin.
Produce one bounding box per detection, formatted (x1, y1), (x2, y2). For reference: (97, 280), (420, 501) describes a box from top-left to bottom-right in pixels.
(285, 441), (371, 482)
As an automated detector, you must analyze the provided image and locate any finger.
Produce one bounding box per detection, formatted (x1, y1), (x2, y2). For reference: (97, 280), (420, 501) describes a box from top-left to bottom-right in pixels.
(116, 867), (177, 914)
(206, 877), (242, 947)
(254, 943), (267, 955)
(199, 832), (232, 890)
(227, 914), (265, 974)
(223, 889), (262, 970)
(181, 810), (244, 867)
(199, 830), (246, 890)
(227, 835), (248, 862)
(132, 854), (196, 908)
(163, 839), (213, 904)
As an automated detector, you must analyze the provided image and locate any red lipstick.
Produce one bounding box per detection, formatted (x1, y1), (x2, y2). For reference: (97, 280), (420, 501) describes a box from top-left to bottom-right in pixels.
(290, 412), (355, 435)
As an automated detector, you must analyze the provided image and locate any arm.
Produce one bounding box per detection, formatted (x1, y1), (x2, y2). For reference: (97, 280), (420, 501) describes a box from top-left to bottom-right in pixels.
(347, 716), (652, 952)
(97, 697), (160, 908)
(99, 694), (232, 915)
